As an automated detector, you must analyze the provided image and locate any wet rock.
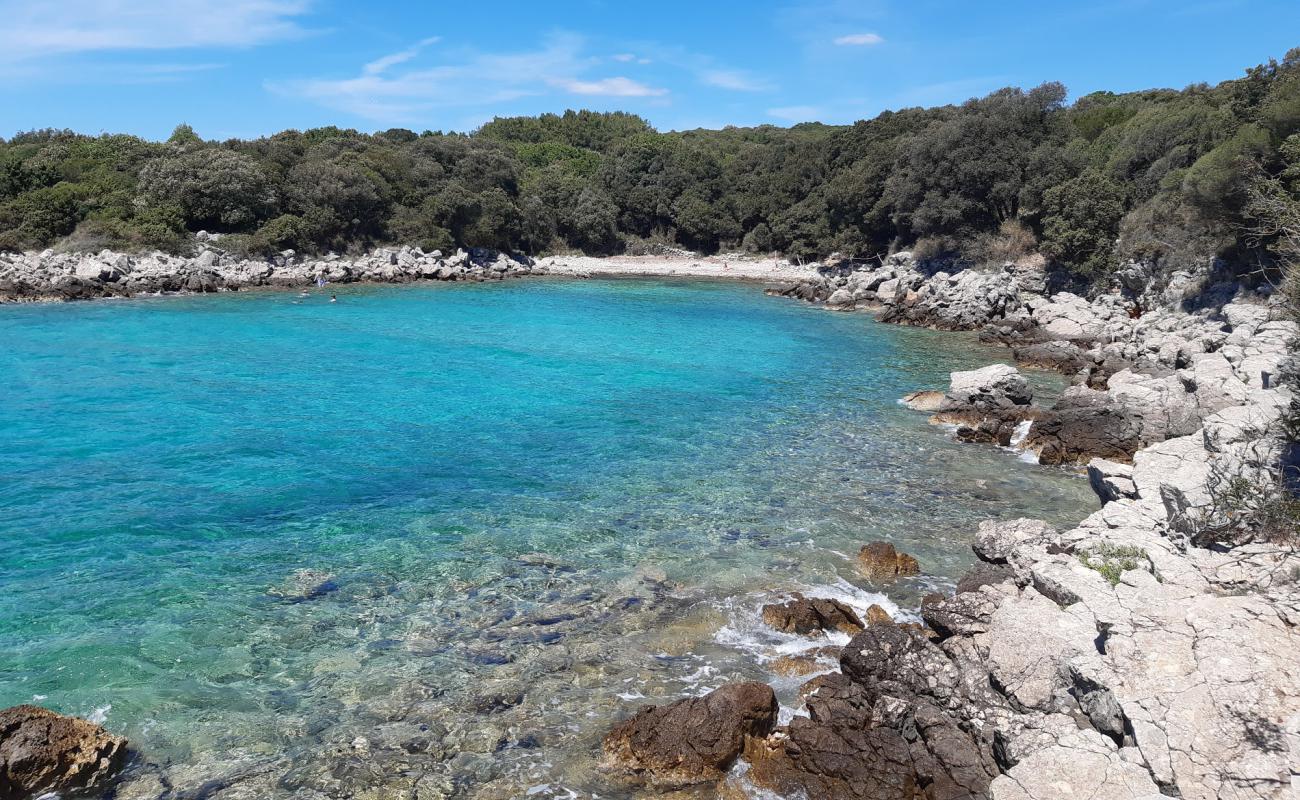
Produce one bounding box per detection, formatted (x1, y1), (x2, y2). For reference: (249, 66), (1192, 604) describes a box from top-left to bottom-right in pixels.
(955, 562), (1015, 594)
(1026, 386), (1143, 465)
(864, 604), (893, 626)
(771, 648), (841, 677)
(761, 594), (864, 636)
(602, 682), (778, 788)
(0, 705), (128, 800)
(901, 390), (944, 412)
(747, 627), (1002, 800)
(857, 541), (920, 581)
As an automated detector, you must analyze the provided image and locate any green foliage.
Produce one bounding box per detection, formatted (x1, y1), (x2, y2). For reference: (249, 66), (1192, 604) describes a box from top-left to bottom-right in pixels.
(1077, 544), (1149, 585)
(1040, 169), (1126, 277)
(167, 124), (203, 146)
(137, 147), (271, 230)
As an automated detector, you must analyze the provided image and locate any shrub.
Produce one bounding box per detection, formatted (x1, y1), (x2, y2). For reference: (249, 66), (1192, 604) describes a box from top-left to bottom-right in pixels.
(967, 219), (1037, 265)
(1077, 543), (1149, 585)
(1040, 169), (1126, 278)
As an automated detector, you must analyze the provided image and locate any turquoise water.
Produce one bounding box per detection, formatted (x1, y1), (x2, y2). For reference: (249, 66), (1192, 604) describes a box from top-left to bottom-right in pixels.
(0, 279), (1093, 798)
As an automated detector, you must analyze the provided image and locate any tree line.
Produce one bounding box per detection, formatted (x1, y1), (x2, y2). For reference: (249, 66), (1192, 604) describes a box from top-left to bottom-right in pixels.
(2, 48), (1299, 284)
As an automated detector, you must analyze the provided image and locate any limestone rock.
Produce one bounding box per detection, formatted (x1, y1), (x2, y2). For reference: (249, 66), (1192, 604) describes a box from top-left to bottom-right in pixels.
(942, 364), (1032, 413)
(1087, 458), (1137, 505)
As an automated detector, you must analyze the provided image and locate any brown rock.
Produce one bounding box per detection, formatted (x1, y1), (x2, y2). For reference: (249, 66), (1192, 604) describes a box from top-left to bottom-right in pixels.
(0, 705), (128, 800)
(864, 604), (893, 625)
(761, 594), (864, 636)
(747, 626), (1002, 800)
(602, 682), (778, 788)
(771, 647), (841, 677)
(856, 541), (920, 581)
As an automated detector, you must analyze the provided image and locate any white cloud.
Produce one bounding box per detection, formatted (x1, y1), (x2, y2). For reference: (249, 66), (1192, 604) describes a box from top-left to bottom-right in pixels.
(833, 32), (884, 46)
(611, 53), (652, 65)
(272, 33), (668, 123)
(0, 0), (312, 63)
(700, 69), (769, 92)
(768, 105), (821, 121)
(363, 37), (441, 76)
(552, 76), (668, 97)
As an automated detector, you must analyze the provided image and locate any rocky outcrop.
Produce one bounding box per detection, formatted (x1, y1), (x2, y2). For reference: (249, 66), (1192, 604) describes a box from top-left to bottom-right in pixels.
(0, 245), (541, 302)
(761, 594), (865, 636)
(602, 682), (777, 788)
(745, 624), (1004, 800)
(0, 705), (128, 800)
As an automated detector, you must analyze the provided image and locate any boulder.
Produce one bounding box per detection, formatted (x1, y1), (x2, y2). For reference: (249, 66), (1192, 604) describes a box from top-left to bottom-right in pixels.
(856, 541), (920, 581)
(825, 288), (855, 310)
(864, 603), (893, 625)
(0, 705), (128, 800)
(602, 682), (777, 788)
(761, 594), (864, 636)
(1086, 458), (1137, 505)
(941, 364), (1033, 414)
(972, 518), (1055, 565)
(1026, 386), (1143, 465)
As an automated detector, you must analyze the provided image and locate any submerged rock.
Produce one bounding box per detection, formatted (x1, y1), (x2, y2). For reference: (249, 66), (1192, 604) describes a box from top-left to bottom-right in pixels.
(267, 568), (339, 601)
(602, 681), (777, 788)
(0, 705), (128, 800)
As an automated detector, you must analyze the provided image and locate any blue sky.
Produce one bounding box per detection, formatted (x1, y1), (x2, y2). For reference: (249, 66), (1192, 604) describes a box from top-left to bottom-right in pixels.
(1, 0), (1298, 141)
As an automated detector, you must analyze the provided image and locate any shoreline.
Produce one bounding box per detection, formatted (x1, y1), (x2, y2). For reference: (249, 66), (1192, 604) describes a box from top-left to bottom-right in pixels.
(618, 251), (1300, 800)
(3, 247), (1297, 800)
(0, 247), (819, 305)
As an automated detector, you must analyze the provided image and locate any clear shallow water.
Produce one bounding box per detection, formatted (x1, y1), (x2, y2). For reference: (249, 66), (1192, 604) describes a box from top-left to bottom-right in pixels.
(0, 279), (1094, 799)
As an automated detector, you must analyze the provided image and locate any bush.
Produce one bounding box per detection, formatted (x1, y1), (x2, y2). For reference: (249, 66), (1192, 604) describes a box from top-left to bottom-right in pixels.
(1040, 169), (1126, 278)
(967, 219), (1037, 265)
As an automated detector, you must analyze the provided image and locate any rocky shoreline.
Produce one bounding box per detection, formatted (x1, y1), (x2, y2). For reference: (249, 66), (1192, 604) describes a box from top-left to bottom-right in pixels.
(0, 244), (543, 303)
(600, 254), (1298, 798)
(2, 249), (1297, 800)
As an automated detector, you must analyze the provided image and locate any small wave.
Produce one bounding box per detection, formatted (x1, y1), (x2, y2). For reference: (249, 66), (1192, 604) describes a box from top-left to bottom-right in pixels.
(713, 578), (915, 672)
(1009, 419), (1032, 448)
(87, 704), (111, 724)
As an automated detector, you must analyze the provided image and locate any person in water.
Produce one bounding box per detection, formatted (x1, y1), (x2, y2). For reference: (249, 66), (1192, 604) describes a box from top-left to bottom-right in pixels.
(330, 294), (337, 303)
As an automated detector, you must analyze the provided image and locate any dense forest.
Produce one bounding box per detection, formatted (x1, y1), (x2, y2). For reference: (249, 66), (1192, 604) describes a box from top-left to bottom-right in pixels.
(2, 48), (1299, 284)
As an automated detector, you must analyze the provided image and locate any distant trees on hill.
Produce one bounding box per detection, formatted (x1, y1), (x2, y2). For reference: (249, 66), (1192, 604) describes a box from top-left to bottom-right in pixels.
(2, 48), (1299, 285)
